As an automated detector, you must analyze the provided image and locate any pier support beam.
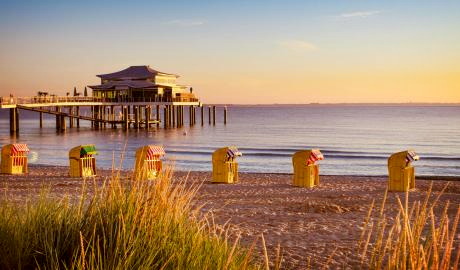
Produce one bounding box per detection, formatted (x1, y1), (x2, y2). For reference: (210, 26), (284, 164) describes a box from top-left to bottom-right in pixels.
(212, 106), (216, 125)
(60, 114), (66, 132)
(123, 106), (128, 131)
(208, 106), (211, 125)
(163, 106), (168, 128)
(69, 107), (74, 128)
(134, 106), (139, 129)
(9, 108), (19, 135)
(224, 106), (227, 125)
(145, 106), (151, 130)
(39, 109), (43, 128)
(110, 106), (115, 129)
(201, 106), (204, 126)
(171, 105), (176, 127)
(76, 106), (80, 128)
(55, 107), (61, 131)
(156, 105), (160, 127)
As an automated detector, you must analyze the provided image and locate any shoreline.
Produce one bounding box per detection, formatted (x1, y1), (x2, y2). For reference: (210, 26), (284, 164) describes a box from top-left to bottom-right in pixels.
(28, 163), (460, 181)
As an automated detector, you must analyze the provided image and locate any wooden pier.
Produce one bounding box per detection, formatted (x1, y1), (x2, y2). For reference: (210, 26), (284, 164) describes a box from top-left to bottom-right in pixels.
(1, 96), (225, 135)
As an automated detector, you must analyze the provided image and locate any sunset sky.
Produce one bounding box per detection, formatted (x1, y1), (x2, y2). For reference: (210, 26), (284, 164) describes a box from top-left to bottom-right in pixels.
(0, 0), (459, 104)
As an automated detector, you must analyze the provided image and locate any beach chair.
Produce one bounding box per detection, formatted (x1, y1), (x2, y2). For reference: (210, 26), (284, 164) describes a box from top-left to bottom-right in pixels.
(1, 144), (30, 174)
(212, 146), (242, 183)
(69, 145), (97, 177)
(388, 150), (419, 192)
(292, 149), (324, 188)
(134, 145), (165, 180)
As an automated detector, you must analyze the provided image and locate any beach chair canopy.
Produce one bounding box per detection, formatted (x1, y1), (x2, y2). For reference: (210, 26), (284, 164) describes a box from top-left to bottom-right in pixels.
(307, 149), (324, 165)
(146, 145), (165, 158)
(11, 144), (30, 154)
(405, 150), (419, 163)
(226, 146), (242, 159)
(80, 145), (97, 156)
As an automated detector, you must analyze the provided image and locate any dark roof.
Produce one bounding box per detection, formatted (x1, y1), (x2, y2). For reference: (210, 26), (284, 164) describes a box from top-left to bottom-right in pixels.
(97, 65), (178, 80)
(88, 80), (158, 90)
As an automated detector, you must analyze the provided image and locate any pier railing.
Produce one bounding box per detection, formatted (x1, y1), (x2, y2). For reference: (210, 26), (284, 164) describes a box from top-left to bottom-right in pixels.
(0, 96), (199, 105)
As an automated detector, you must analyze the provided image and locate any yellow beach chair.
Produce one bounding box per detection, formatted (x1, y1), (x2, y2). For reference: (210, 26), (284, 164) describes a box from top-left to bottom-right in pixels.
(212, 146), (242, 183)
(134, 145), (165, 180)
(388, 150), (419, 192)
(1, 144), (30, 174)
(69, 145), (97, 177)
(292, 149), (324, 188)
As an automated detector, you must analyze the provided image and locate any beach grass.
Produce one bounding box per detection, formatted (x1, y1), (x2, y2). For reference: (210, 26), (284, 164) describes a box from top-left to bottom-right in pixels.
(0, 168), (260, 270)
(359, 184), (460, 269)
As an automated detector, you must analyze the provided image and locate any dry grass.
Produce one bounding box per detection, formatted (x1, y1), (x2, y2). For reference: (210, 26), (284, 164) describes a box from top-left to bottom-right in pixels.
(0, 167), (261, 269)
(359, 183), (460, 269)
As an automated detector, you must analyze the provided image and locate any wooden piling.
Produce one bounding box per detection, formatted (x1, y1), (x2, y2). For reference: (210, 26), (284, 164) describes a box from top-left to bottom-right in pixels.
(123, 106), (128, 131)
(208, 106), (211, 125)
(146, 106), (150, 130)
(201, 106), (204, 126)
(134, 106), (139, 129)
(212, 106), (216, 125)
(56, 107), (61, 130)
(90, 106), (94, 128)
(224, 106), (227, 124)
(171, 105), (177, 127)
(39, 109), (43, 128)
(163, 106), (167, 128)
(9, 108), (18, 134)
(76, 106), (80, 128)
(60, 114), (66, 132)
(69, 107), (74, 128)
(110, 106), (115, 129)
(156, 105), (160, 127)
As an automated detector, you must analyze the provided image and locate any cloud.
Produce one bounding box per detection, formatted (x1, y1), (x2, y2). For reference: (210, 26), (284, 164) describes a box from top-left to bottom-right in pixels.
(279, 40), (317, 52)
(337, 10), (382, 19)
(162, 19), (206, 27)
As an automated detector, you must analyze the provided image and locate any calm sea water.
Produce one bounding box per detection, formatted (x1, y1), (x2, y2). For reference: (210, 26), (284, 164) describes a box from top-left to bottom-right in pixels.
(0, 105), (459, 176)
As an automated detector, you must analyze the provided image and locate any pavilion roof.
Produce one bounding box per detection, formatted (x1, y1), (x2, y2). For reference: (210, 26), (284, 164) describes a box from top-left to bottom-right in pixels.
(88, 80), (158, 90)
(97, 65), (178, 80)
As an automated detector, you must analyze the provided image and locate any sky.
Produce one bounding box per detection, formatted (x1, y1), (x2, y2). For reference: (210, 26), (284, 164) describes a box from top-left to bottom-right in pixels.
(0, 0), (459, 104)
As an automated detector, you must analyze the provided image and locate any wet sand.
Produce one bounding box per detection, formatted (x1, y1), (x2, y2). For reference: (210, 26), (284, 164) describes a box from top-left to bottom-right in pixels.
(1, 166), (459, 269)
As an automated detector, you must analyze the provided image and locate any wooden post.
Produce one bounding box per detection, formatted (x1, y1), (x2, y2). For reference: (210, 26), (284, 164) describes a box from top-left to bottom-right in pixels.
(60, 113), (66, 132)
(146, 106), (150, 130)
(69, 107), (74, 128)
(224, 106), (227, 125)
(172, 105), (176, 127)
(9, 108), (18, 134)
(123, 106), (128, 131)
(134, 106), (139, 129)
(90, 106), (94, 128)
(208, 106), (211, 125)
(163, 106), (167, 128)
(76, 106), (80, 128)
(104, 106), (108, 129)
(156, 105), (160, 127)
(201, 106), (204, 126)
(56, 106), (61, 131)
(39, 109), (43, 128)
(212, 106), (216, 125)
(110, 105), (113, 129)
(189, 106), (192, 126)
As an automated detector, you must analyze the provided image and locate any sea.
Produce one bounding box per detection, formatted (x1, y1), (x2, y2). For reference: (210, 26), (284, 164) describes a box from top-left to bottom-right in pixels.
(0, 105), (459, 176)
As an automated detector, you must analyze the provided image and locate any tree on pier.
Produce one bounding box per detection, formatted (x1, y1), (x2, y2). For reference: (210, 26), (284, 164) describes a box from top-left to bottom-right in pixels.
(84, 87), (88, 97)
(73, 87), (77, 96)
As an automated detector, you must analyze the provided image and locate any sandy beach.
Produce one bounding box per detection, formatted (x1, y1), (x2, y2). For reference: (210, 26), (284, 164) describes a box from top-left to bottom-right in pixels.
(1, 165), (459, 269)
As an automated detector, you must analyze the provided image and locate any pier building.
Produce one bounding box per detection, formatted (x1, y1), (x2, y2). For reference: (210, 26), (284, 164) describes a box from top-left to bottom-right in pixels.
(0, 65), (227, 135)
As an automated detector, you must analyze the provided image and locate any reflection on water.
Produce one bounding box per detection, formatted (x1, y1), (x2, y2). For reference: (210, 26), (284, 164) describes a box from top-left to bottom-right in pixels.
(0, 105), (459, 176)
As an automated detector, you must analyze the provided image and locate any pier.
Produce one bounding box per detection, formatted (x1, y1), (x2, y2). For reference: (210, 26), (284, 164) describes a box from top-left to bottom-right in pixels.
(0, 96), (224, 135)
(0, 65), (227, 135)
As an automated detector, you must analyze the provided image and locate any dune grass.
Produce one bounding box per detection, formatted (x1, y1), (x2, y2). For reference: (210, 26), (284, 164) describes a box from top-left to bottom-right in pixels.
(0, 168), (260, 270)
(359, 184), (460, 269)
